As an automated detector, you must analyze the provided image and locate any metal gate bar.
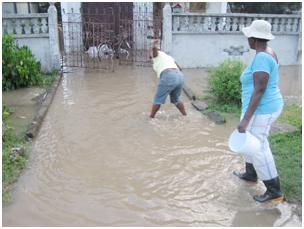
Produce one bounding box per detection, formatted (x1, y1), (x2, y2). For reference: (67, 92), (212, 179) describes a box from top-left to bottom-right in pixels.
(119, 11), (162, 66)
(60, 4), (163, 70)
(61, 19), (115, 71)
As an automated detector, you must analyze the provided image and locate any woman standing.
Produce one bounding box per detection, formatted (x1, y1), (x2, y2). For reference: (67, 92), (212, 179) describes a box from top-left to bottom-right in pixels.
(233, 20), (284, 202)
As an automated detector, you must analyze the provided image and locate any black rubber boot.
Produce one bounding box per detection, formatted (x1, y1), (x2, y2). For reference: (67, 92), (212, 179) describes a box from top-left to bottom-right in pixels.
(233, 162), (257, 182)
(253, 177), (285, 202)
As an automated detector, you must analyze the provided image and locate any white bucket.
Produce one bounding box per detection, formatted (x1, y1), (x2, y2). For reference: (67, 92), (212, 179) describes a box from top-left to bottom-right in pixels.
(228, 129), (261, 155)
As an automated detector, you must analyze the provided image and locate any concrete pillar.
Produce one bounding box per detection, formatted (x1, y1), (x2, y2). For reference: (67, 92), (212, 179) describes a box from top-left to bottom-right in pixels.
(220, 2), (228, 13)
(48, 3), (60, 70)
(206, 2), (227, 13)
(61, 2), (82, 54)
(162, 3), (172, 54)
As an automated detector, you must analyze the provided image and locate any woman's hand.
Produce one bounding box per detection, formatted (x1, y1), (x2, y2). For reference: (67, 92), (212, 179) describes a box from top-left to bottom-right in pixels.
(237, 117), (250, 133)
(153, 39), (159, 46)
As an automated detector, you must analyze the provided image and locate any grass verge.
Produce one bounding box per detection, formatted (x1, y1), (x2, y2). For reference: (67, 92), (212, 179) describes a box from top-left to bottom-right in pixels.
(270, 130), (302, 203)
(2, 71), (58, 206)
(2, 105), (29, 205)
(270, 103), (302, 203)
(2, 130), (28, 205)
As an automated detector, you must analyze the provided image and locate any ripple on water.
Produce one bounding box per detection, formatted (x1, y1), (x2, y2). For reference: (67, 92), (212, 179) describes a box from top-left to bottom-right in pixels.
(3, 67), (301, 227)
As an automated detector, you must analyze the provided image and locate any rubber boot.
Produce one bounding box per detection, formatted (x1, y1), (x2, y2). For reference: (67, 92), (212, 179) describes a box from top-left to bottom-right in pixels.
(233, 162), (257, 182)
(253, 177), (285, 202)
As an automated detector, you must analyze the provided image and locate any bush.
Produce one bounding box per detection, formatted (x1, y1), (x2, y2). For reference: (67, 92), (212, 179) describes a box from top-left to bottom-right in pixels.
(208, 59), (245, 105)
(2, 34), (43, 91)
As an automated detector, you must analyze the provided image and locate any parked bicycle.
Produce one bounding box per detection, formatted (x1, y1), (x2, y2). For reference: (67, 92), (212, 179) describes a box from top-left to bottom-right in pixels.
(112, 31), (131, 60)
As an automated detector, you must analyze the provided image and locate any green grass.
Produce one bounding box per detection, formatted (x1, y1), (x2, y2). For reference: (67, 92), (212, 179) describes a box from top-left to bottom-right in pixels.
(2, 106), (29, 206)
(278, 103), (302, 128)
(270, 130), (302, 202)
(270, 103), (302, 203)
(199, 95), (241, 117)
(38, 70), (58, 88)
(2, 71), (58, 206)
(2, 132), (28, 205)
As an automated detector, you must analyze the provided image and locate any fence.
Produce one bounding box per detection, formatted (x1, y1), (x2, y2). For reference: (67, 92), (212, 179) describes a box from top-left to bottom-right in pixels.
(162, 5), (302, 68)
(2, 4), (60, 72)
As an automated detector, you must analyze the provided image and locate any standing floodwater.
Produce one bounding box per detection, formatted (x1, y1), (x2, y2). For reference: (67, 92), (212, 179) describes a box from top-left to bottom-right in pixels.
(3, 66), (301, 226)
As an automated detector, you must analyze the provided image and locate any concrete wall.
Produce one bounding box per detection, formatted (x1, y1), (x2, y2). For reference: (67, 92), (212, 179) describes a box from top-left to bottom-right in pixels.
(14, 37), (51, 71)
(163, 12), (302, 68)
(2, 4), (60, 72)
(61, 2), (82, 53)
(171, 33), (301, 67)
(133, 2), (154, 50)
(206, 2), (227, 13)
(2, 2), (39, 14)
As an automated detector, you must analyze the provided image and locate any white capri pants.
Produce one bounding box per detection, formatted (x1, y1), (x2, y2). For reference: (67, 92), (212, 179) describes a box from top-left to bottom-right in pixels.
(242, 108), (282, 181)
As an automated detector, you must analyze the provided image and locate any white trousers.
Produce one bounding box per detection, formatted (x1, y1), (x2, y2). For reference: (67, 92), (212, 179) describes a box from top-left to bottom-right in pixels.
(241, 108), (282, 181)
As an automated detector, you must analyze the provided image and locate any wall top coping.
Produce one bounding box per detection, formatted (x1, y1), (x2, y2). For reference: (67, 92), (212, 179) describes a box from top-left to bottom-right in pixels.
(13, 34), (50, 39)
(172, 31), (300, 35)
(3, 13), (49, 19)
(172, 12), (302, 18)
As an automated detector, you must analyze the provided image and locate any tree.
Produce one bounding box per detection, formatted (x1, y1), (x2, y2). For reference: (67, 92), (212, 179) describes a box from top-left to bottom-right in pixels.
(228, 2), (301, 14)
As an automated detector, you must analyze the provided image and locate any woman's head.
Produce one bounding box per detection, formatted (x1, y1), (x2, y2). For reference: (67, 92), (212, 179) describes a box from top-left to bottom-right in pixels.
(247, 37), (269, 49)
(242, 19), (275, 41)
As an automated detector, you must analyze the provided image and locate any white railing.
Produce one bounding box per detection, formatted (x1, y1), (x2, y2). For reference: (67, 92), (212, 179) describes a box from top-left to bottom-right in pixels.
(2, 13), (49, 38)
(172, 13), (301, 34)
(2, 4), (60, 71)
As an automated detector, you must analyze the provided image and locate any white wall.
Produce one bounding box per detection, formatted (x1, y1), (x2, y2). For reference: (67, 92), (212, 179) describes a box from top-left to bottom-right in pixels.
(14, 37), (51, 72)
(2, 2), (39, 14)
(61, 2), (82, 53)
(2, 3), (15, 14)
(171, 33), (300, 68)
(61, 2), (81, 21)
(133, 2), (154, 50)
(206, 2), (227, 13)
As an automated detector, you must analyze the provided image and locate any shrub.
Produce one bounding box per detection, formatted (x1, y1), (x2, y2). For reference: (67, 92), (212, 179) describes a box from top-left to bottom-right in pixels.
(2, 34), (43, 91)
(2, 104), (14, 121)
(208, 59), (245, 105)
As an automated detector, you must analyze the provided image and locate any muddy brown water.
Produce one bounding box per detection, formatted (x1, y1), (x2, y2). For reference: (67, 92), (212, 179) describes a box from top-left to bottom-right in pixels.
(2, 66), (301, 226)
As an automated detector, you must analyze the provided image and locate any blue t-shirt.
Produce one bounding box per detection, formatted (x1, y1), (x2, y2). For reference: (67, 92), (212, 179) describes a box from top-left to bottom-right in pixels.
(240, 52), (283, 114)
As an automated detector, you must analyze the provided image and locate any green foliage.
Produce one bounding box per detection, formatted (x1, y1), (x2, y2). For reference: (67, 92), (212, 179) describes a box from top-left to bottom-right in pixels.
(2, 104), (28, 205)
(199, 95), (241, 115)
(2, 104), (14, 121)
(2, 34), (43, 91)
(39, 70), (58, 88)
(208, 59), (245, 105)
(2, 132), (28, 205)
(228, 2), (301, 14)
(270, 130), (302, 202)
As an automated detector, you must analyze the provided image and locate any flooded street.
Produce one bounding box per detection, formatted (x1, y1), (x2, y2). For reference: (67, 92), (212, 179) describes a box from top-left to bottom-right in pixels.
(3, 66), (301, 226)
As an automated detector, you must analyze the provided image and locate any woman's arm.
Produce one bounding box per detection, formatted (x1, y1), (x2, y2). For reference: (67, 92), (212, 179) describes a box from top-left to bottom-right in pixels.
(175, 61), (182, 71)
(149, 40), (159, 59)
(238, 72), (269, 133)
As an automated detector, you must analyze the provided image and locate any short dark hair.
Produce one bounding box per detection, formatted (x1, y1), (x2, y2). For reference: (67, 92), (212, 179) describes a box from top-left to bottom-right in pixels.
(253, 37), (269, 42)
